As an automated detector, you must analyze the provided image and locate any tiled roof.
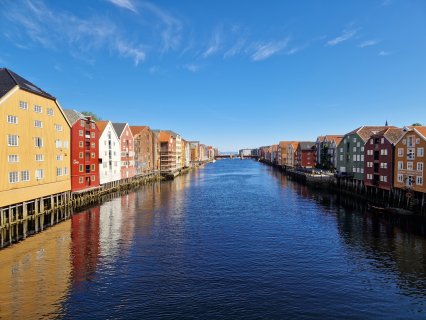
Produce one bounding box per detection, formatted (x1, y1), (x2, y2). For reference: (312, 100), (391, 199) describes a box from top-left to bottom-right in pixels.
(298, 141), (316, 150)
(316, 136), (326, 143)
(130, 125), (149, 136)
(112, 123), (127, 137)
(414, 126), (426, 139)
(349, 126), (395, 142)
(0, 68), (55, 100)
(324, 135), (343, 144)
(96, 121), (110, 134)
(278, 141), (294, 149)
(382, 128), (405, 144)
(288, 142), (299, 150)
(159, 131), (172, 142)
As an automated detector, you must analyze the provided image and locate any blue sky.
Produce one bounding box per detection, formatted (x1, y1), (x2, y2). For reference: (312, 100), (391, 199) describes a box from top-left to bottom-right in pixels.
(1, 0), (425, 151)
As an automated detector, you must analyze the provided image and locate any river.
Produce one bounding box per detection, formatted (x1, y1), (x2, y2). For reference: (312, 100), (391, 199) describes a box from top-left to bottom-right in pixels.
(1, 159), (426, 319)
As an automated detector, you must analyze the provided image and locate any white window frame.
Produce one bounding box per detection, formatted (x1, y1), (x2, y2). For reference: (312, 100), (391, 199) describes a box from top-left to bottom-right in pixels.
(7, 115), (18, 124)
(34, 105), (42, 113)
(19, 101), (28, 110)
(21, 170), (30, 182)
(34, 120), (43, 128)
(8, 154), (19, 163)
(8, 135), (19, 146)
(35, 154), (44, 161)
(34, 137), (43, 148)
(8, 171), (19, 183)
(35, 169), (44, 180)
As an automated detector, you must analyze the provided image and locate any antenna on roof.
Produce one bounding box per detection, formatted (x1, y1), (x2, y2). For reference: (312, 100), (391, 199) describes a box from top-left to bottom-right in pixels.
(385, 120), (388, 126)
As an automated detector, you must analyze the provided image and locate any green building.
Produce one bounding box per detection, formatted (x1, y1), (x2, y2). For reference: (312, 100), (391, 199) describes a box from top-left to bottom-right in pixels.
(336, 126), (390, 181)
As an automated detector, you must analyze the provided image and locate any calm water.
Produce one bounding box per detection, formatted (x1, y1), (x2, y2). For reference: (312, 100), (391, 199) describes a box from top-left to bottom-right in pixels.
(1, 159), (426, 319)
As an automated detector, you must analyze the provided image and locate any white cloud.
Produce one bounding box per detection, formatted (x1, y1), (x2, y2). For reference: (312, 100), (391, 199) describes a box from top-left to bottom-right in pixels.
(1, 0), (146, 66)
(359, 40), (379, 48)
(224, 38), (246, 59)
(116, 41), (146, 65)
(250, 38), (290, 61)
(326, 29), (358, 46)
(107, 0), (137, 13)
(378, 50), (391, 56)
(203, 29), (222, 58)
(183, 64), (200, 72)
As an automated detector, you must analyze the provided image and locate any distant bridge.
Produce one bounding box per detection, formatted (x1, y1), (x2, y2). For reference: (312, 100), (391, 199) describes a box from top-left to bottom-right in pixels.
(216, 154), (259, 159)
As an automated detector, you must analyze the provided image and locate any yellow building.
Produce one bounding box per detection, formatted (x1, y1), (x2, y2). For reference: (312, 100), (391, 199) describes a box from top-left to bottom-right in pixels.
(0, 68), (71, 207)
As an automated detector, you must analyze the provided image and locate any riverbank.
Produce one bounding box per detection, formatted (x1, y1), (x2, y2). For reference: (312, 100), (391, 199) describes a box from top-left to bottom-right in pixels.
(0, 161), (213, 249)
(259, 159), (426, 216)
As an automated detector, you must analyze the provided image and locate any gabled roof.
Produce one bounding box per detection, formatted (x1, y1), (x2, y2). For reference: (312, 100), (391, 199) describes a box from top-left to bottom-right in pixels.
(288, 142), (299, 150)
(372, 127), (405, 144)
(165, 130), (180, 138)
(63, 109), (96, 126)
(130, 125), (149, 136)
(324, 135), (343, 144)
(316, 136), (326, 143)
(348, 126), (395, 142)
(159, 131), (172, 142)
(95, 121), (110, 134)
(414, 126), (426, 139)
(0, 68), (55, 100)
(112, 122), (128, 137)
(298, 141), (316, 150)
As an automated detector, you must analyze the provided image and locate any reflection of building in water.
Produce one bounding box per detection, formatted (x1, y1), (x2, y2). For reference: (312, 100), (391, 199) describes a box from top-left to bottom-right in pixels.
(0, 220), (72, 319)
(71, 207), (100, 286)
(99, 199), (123, 261)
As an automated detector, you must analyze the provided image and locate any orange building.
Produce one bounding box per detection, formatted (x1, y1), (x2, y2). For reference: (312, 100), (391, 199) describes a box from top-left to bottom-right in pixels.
(394, 126), (426, 193)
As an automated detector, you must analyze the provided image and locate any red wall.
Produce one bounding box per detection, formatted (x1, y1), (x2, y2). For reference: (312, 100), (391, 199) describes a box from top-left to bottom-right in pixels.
(70, 118), (100, 192)
(364, 135), (394, 190)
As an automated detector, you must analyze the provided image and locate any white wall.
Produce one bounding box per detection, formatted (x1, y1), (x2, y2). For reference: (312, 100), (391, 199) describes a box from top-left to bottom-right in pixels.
(99, 121), (121, 184)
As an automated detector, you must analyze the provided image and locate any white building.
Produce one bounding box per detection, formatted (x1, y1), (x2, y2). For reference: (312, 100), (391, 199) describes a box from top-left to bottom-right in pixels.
(97, 121), (121, 185)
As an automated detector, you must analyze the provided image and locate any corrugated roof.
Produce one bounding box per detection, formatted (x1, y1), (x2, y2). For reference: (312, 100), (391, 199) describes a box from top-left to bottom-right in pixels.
(0, 68), (55, 100)
(63, 109), (86, 125)
(112, 122), (127, 137)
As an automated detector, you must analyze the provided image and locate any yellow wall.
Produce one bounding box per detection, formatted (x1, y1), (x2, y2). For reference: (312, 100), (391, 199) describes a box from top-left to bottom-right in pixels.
(0, 88), (71, 207)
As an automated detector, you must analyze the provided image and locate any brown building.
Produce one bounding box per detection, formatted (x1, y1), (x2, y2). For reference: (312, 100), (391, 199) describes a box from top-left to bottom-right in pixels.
(394, 126), (426, 193)
(130, 126), (154, 176)
(295, 142), (316, 168)
(277, 141), (293, 167)
(364, 127), (404, 190)
(159, 131), (176, 174)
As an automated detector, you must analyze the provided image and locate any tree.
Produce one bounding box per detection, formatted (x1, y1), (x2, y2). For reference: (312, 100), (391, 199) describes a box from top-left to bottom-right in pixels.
(411, 123), (422, 126)
(81, 111), (101, 121)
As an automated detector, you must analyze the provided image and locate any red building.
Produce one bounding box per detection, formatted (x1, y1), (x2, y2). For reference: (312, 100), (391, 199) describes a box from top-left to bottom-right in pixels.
(112, 123), (135, 180)
(64, 109), (100, 192)
(295, 142), (316, 168)
(364, 127), (404, 190)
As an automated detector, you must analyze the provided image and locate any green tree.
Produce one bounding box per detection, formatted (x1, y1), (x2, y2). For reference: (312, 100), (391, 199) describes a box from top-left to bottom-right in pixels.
(412, 123), (422, 126)
(81, 111), (101, 121)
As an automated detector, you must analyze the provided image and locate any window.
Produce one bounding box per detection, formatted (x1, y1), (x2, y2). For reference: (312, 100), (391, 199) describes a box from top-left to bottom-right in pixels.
(56, 155), (63, 161)
(21, 170), (29, 181)
(381, 138), (384, 144)
(353, 138), (357, 143)
(35, 169), (44, 180)
(64, 167), (68, 175)
(91, 164), (95, 171)
(361, 147), (364, 152)
(91, 132), (95, 138)
(91, 175), (96, 181)
(91, 142), (95, 148)
(7, 115), (18, 124)
(79, 141), (84, 148)
(360, 168), (364, 174)
(417, 162), (424, 172)
(353, 147), (357, 152)
(353, 166), (356, 172)
(55, 140), (62, 148)
(408, 148), (415, 160)
(418, 148), (424, 157)
(416, 138), (420, 145)
(8, 155), (19, 163)
(34, 120), (43, 128)
(340, 148), (343, 153)
(398, 148), (404, 157)
(79, 152), (83, 159)
(357, 155), (360, 161)
(340, 155), (343, 161)
(8, 135), (18, 146)
(408, 136), (415, 147)
(34, 137), (43, 148)
(91, 152), (95, 158)
(403, 139), (407, 145)
(55, 124), (63, 131)
(56, 167), (63, 176)
(398, 174), (404, 183)
(353, 155), (357, 161)
(417, 176), (423, 186)
(398, 161), (403, 170)
(380, 176), (383, 182)
(9, 171), (19, 183)
(34, 105), (42, 113)
(19, 101), (28, 110)
(91, 123), (95, 129)
(407, 162), (414, 171)
(79, 177), (83, 183)
(35, 154), (44, 161)
(79, 130), (83, 136)
(370, 139), (373, 145)
(47, 108), (54, 116)
(79, 164), (83, 172)
(361, 155), (364, 161)
(383, 176), (387, 182)
(80, 120), (85, 127)
(64, 141), (69, 149)
(357, 142), (360, 147)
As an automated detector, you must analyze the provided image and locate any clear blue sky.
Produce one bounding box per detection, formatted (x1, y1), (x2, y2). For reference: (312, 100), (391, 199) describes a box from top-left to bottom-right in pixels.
(1, 0), (425, 151)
